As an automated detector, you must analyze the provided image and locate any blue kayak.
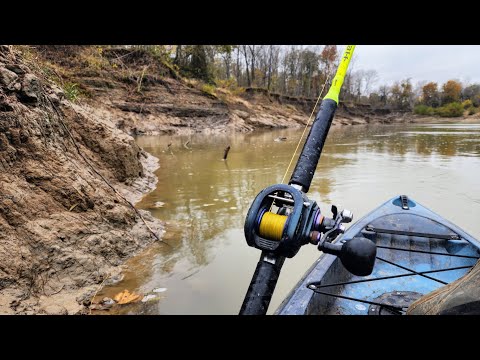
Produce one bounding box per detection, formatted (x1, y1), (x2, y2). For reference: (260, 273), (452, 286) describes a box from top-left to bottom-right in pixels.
(275, 196), (480, 315)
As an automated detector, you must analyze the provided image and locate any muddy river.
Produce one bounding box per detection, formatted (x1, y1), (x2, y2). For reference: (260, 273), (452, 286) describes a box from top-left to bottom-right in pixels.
(97, 122), (480, 314)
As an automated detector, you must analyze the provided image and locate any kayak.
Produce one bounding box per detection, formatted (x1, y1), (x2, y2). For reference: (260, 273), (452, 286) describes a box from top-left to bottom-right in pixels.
(275, 195), (480, 315)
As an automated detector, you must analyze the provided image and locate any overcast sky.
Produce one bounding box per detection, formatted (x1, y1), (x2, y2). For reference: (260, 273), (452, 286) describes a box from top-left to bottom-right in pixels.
(345, 45), (480, 88)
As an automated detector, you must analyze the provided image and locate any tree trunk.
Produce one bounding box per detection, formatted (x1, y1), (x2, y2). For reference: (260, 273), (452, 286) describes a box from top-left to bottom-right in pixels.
(243, 46), (251, 87)
(224, 52), (231, 79)
(175, 45), (182, 65)
(248, 45), (256, 86)
(267, 46), (273, 91)
(236, 47), (241, 84)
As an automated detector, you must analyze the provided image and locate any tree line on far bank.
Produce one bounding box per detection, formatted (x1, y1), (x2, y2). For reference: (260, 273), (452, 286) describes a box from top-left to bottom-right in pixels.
(77, 45), (480, 117)
(169, 45), (480, 117)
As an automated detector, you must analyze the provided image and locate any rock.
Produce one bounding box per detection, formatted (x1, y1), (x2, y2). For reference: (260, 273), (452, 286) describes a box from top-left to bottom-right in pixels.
(0, 96), (13, 112)
(76, 289), (96, 306)
(0, 67), (18, 87)
(20, 74), (42, 103)
(5, 64), (26, 75)
(101, 297), (115, 308)
(50, 84), (65, 101)
(49, 92), (60, 106)
(0, 133), (9, 151)
(233, 110), (250, 119)
(40, 304), (68, 315)
(11, 82), (21, 91)
(104, 273), (124, 286)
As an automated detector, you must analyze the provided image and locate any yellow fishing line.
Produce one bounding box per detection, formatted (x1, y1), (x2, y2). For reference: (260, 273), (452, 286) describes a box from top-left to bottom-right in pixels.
(258, 212), (288, 241)
(280, 45), (356, 186)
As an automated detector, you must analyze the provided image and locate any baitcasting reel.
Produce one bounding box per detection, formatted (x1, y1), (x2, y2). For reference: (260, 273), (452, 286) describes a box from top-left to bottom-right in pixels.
(244, 183), (376, 276)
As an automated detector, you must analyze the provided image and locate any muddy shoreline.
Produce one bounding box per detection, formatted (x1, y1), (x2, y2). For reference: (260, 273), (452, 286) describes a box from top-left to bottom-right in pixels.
(1, 45), (478, 314)
(0, 46), (164, 314)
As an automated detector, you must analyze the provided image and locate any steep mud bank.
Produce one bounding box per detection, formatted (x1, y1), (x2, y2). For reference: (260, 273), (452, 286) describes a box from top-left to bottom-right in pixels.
(34, 46), (414, 137)
(0, 46), (163, 314)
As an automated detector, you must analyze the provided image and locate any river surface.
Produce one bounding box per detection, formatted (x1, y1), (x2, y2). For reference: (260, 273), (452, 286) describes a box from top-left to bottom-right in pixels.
(97, 122), (480, 314)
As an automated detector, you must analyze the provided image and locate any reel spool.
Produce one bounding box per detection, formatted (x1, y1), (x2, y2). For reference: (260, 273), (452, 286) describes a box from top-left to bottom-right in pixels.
(244, 184), (324, 258)
(257, 211), (289, 242)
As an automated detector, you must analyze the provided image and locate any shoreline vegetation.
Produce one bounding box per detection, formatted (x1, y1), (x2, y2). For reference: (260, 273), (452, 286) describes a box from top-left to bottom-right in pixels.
(0, 45), (479, 314)
(17, 46), (480, 136)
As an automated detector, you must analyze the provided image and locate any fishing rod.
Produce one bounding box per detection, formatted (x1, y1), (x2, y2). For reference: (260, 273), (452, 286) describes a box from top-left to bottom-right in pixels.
(239, 45), (377, 315)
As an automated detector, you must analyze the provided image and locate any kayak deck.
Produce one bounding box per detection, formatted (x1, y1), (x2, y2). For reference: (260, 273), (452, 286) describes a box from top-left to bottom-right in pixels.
(276, 196), (480, 315)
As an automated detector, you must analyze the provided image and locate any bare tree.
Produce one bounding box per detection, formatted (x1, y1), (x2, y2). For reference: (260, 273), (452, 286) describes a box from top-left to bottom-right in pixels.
(362, 69), (378, 95)
(241, 45), (251, 87)
(247, 45), (257, 86)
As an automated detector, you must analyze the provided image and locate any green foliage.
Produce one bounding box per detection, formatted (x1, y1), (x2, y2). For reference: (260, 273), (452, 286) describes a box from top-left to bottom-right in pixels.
(468, 106), (479, 115)
(414, 104), (434, 115)
(462, 99), (473, 109)
(63, 82), (80, 102)
(215, 78), (245, 96)
(434, 102), (464, 117)
(177, 45), (215, 83)
(201, 83), (216, 96)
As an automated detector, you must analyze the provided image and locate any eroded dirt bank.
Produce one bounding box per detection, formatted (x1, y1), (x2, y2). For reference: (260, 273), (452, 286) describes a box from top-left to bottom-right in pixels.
(0, 46), (163, 314)
(34, 46), (415, 137)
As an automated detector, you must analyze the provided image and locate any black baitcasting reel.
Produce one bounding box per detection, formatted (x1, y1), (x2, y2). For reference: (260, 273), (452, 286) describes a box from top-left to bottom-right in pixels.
(244, 184), (323, 258)
(244, 183), (376, 276)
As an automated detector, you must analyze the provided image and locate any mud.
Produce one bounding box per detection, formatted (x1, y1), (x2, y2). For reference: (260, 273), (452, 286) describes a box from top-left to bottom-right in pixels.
(0, 46), (163, 314)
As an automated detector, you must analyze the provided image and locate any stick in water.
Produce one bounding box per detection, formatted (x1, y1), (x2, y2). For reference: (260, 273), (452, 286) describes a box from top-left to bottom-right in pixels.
(223, 145), (231, 160)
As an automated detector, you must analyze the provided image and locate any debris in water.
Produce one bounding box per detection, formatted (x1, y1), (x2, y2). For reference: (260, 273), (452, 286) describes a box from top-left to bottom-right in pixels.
(274, 137), (287, 142)
(203, 203), (215, 207)
(154, 201), (165, 208)
(113, 290), (142, 305)
(355, 304), (367, 311)
(102, 297), (115, 307)
(90, 297), (116, 311)
(213, 198), (219, 201)
(153, 288), (167, 293)
(230, 206), (237, 210)
(188, 173), (194, 176)
(141, 294), (158, 302)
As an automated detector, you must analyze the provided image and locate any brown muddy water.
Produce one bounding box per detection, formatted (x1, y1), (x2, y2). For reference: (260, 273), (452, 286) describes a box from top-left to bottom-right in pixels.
(96, 122), (480, 314)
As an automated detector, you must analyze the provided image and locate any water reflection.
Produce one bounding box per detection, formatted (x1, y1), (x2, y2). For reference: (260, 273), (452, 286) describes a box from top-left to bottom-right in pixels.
(97, 122), (480, 314)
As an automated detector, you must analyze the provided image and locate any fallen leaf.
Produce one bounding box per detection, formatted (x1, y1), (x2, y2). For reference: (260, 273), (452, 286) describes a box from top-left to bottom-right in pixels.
(113, 289), (142, 305)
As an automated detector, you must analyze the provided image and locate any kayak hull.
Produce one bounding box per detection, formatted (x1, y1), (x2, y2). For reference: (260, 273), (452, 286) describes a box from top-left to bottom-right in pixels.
(275, 196), (480, 315)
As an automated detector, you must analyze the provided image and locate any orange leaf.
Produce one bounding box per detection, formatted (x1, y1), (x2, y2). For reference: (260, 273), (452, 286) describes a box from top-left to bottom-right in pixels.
(113, 290), (141, 305)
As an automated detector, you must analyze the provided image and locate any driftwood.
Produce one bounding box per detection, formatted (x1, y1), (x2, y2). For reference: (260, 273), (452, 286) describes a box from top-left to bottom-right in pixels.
(223, 145), (231, 160)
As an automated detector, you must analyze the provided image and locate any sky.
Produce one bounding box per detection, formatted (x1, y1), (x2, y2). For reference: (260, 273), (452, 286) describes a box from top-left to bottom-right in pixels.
(346, 45), (480, 88)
